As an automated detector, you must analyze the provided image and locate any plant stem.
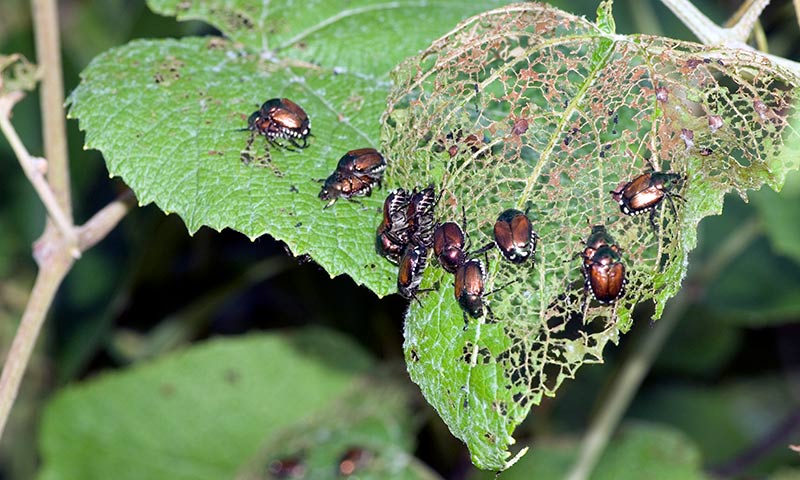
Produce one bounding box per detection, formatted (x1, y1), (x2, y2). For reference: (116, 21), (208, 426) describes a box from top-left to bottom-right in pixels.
(0, 191), (134, 439)
(565, 218), (763, 480)
(77, 189), (136, 252)
(658, 0), (724, 44)
(32, 0), (71, 217)
(0, 96), (78, 257)
(0, 253), (73, 439)
(795, 0), (800, 29)
(658, 0), (800, 82)
(0, 0), (138, 443)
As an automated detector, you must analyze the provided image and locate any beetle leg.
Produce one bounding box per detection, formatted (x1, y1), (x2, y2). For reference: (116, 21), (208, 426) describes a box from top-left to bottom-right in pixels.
(240, 133), (256, 164)
(649, 208), (659, 232)
(581, 289), (590, 320)
(484, 303), (496, 324)
(462, 311), (469, 331)
(470, 242), (496, 257)
(289, 137), (308, 149)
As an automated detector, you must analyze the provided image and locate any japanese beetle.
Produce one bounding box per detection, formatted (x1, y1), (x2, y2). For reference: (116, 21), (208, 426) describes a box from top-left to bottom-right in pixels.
(493, 209), (537, 264)
(582, 245), (626, 304)
(397, 244), (429, 300)
(336, 148), (386, 180)
(454, 258), (487, 319)
(405, 186), (437, 248)
(434, 207), (493, 273)
(376, 189), (412, 263)
(610, 172), (683, 229)
(580, 226), (626, 304)
(582, 224), (615, 254)
(318, 172), (377, 208)
(268, 456), (305, 479)
(433, 221), (467, 273)
(248, 98), (311, 149)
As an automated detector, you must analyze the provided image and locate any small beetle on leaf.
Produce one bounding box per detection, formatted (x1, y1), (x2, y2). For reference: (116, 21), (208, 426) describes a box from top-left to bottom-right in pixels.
(580, 225), (626, 308)
(610, 171), (684, 230)
(376, 189), (412, 263)
(493, 208), (538, 264)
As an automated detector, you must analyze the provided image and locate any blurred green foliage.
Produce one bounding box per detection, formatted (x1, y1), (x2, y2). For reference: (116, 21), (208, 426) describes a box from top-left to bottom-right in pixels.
(1, 0), (799, 479)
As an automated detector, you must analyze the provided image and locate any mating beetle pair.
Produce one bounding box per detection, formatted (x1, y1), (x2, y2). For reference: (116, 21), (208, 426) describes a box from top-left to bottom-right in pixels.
(372, 187), (436, 301)
(318, 148), (387, 208)
(580, 225), (626, 305)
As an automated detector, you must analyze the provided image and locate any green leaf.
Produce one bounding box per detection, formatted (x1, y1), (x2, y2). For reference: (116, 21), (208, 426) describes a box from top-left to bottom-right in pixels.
(148, 0), (512, 77)
(38, 329), (378, 480)
(236, 376), (435, 480)
(384, 3), (800, 470)
(468, 423), (707, 480)
(69, 36), (398, 294)
(68, 0), (517, 298)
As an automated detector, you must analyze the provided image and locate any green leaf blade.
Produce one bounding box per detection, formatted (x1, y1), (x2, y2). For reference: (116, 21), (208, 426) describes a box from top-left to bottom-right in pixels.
(68, 37), (397, 295)
(147, 0), (513, 77)
(39, 330), (375, 480)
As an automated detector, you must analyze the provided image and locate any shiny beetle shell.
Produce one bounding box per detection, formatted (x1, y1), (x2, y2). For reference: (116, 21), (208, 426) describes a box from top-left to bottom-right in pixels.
(249, 98), (311, 147)
(433, 222), (466, 273)
(405, 186), (436, 248)
(336, 148), (386, 180)
(454, 258), (486, 318)
(583, 245), (626, 304)
(493, 209), (536, 264)
(582, 224), (618, 264)
(318, 172), (375, 208)
(610, 172), (682, 216)
(376, 189), (412, 262)
(397, 244), (428, 299)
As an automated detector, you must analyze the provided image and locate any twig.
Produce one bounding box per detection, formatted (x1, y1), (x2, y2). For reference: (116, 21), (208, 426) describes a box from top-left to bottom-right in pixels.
(565, 218), (763, 480)
(0, 191), (135, 439)
(0, 94), (79, 258)
(658, 0), (725, 45)
(727, 0), (770, 43)
(0, 0), (138, 443)
(32, 0), (72, 216)
(0, 254), (74, 439)
(795, 0), (800, 29)
(77, 189), (136, 252)
(658, 0), (800, 79)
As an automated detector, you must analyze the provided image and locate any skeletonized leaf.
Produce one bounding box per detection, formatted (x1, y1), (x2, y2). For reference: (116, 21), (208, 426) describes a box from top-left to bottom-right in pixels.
(383, 2), (800, 469)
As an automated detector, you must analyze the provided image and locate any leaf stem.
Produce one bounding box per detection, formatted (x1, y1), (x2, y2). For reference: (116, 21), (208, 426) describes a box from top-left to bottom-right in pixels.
(0, 94), (79, 257)
(564, 217), (763, 480)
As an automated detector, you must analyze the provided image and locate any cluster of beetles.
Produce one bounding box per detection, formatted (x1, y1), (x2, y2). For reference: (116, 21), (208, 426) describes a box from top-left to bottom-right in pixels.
(242, 97), (685, 322)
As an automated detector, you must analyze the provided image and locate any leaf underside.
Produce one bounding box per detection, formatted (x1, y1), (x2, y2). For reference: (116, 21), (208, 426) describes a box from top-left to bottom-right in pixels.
(383, 2), (800, 470)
